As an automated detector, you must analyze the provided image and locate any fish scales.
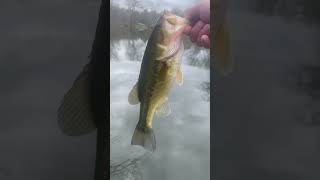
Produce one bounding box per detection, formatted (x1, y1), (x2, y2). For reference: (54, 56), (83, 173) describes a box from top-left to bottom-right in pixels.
(128, 10), (187, 152)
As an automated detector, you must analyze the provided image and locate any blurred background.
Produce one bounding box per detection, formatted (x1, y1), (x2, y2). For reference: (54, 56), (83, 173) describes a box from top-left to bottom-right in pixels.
(0, 1), (99, 180)
(215, 0), (320, 180)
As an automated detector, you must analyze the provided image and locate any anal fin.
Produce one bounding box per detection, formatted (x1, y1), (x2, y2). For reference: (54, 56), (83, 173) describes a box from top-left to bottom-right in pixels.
(128, 83), (140, 105)
(155, 97), (171, 118)
(176, 67), (183, 86)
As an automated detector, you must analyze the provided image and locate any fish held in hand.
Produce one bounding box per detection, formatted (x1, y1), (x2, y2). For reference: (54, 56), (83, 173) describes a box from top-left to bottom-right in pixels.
(128, 10), (187, 152)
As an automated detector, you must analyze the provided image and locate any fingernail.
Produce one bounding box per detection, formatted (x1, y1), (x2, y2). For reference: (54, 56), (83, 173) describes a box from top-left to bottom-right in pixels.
(201, 36), (210, 48)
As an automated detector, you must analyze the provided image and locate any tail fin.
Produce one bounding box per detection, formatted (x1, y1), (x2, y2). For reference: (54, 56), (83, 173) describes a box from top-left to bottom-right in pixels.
(131, 126), (156, 152)
(214, 23), (233, 76)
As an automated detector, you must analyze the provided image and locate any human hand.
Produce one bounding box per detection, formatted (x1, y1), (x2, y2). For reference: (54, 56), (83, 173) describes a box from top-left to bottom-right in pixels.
(183, 0), (210, 49)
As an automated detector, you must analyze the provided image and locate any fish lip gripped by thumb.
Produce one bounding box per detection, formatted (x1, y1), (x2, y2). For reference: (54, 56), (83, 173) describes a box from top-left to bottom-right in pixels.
(128, 10), (187, 152)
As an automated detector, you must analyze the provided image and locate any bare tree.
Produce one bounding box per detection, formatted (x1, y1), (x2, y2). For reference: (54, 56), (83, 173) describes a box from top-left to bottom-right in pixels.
(126, 0), (142, 33)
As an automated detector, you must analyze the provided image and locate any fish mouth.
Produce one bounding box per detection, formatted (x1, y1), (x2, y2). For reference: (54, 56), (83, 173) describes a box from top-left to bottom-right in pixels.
(162, 10), (188, 26)
(155, 10), (186, 62)
(157, 10), (187, 44)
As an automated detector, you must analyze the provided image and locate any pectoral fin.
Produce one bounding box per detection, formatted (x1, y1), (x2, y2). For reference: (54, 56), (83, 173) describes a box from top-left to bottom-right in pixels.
(128, 83), (140, 105)
(214, 23), (233, 76)
(176, 67), (183, 86)
(155, 97), (171, 118)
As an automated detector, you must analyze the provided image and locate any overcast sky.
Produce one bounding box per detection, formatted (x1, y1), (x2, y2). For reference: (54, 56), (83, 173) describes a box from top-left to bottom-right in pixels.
(113, 0), (199, 12)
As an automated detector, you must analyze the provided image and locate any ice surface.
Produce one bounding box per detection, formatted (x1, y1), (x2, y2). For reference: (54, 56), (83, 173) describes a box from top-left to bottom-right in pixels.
(110, 39), (210, 180)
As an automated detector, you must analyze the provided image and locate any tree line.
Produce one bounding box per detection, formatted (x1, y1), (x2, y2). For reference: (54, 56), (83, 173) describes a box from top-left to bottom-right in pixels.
(110, 3), (160, 39)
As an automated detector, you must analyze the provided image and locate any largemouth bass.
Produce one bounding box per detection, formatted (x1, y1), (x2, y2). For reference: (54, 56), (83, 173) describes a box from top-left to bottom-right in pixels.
(128, 10), (187, 152)
(213, 0), (233, 75)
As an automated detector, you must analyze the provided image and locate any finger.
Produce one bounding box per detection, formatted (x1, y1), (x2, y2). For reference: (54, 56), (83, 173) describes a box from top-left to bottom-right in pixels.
(196, 33), (203, 47)
(197, 24), (210, 41)
(185, 4), (201, 24)
(199, 1), (210, 23)
(201, 35), (210, 49)
(183, 25), (192, 35)
(197, 35), (202, 46)
(190, 21), (205, 42)
(196, 30), (204, 46)
(185, 4), (200, 19)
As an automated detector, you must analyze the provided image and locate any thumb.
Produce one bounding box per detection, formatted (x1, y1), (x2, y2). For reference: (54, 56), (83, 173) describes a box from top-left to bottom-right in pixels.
(185, 4), (201, 25)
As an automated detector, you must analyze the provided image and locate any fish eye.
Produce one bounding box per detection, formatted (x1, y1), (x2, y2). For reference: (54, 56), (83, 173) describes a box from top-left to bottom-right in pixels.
(167, 17), (177, 25)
